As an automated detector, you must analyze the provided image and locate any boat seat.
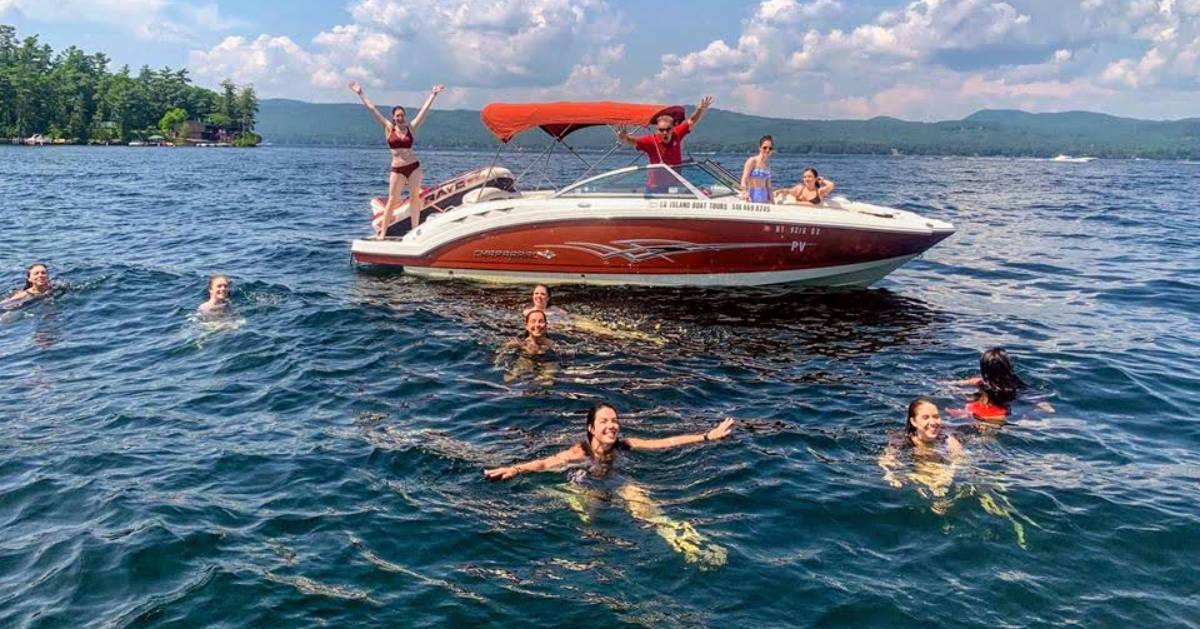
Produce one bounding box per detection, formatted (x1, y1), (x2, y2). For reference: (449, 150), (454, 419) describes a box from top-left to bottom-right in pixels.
(463, 187), (520, 204)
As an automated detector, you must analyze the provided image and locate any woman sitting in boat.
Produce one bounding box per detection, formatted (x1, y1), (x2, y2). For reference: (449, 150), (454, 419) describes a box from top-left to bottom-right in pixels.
(198, 274), (232, 316)
(782, 168), (835, 205)
(484, 402), (734, 566)
(739, 135), (775, 203)
(3, 263), (54, 305)
(348, 80), (444, 238)
(949, 347), (1053, 421)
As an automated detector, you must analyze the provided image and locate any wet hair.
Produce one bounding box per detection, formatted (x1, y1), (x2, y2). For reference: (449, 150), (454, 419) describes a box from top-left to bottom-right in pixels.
(207, 274), (229, 292)
(392, 105), (406, 116)
(24, 263), (47, 290)
(906, 396), (937, 436)
(978, 347), (1025, 408)
(759, 135), (774, 148)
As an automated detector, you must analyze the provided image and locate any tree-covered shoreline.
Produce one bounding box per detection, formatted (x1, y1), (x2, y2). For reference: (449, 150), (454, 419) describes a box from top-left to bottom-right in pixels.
(0, 24), (259, 145)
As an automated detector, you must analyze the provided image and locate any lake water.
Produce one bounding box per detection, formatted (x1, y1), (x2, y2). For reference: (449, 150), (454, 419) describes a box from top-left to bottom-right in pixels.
(2, 146), (1198, 627)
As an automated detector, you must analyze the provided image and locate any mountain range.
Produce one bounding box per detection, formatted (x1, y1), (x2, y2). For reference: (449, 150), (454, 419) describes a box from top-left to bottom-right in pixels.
(256, 98), (1200, 159)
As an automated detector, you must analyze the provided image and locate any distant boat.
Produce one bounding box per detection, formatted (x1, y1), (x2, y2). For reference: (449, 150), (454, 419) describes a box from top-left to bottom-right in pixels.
(128, 140), (146, 146)
(1051, 154), (1096, 163)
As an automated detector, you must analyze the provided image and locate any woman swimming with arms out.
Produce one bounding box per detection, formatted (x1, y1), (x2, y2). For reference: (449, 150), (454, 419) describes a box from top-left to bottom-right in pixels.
(950, 347), (1053, 421)
(3, 263), (54, 305)
(785, 167), (835, 205)
(197, 274), (232, 316)
(349, 80), (444, 237)
(739, 135), (775, 203)
(485, 402), (734, 566)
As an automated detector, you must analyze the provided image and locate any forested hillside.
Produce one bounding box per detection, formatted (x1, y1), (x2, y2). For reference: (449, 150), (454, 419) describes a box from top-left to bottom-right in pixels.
(0, 24), (258, 144)
(258, 98), (1200, 159)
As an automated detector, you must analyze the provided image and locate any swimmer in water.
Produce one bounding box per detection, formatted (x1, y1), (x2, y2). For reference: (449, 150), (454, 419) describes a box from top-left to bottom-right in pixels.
(950, 347), (1053, 420)
(4, 263), (53, 305)
(878, 397), (964, 511)
(197, 275), (232, 316)
(881, 397), (1035, 545)
(522, 284), (568, 324)
(485, 402), (734, 567)
(503, 308), (552, 356)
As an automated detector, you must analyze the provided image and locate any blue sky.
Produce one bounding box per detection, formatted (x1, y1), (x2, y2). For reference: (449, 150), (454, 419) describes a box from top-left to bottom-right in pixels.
(3, 0), (1198, 120)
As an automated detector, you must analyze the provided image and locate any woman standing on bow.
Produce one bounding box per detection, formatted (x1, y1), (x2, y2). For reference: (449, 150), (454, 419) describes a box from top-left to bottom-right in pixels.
(349, 81), (444, 237)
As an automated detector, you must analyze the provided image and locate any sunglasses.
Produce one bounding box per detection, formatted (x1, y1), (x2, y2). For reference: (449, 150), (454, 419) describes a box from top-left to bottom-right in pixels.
(762, 146), (774, 151)
(657, 128), (672, 134)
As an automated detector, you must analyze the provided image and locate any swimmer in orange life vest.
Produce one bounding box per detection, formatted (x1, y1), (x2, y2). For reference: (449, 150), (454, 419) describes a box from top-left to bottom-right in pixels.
(949, 347), (1053, 421)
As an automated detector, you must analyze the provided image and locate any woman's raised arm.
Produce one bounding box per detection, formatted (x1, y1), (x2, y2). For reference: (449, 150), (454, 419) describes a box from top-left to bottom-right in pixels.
(626, 418), (734, 451)
(348, 81), (391, 130)
(410, 84), (445, 130)
(484, 443), (585, 481)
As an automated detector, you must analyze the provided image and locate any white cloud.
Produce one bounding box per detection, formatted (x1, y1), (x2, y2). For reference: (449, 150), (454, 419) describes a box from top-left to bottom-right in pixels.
(188, 0), (626, 100)
(0, 0), (246, 42)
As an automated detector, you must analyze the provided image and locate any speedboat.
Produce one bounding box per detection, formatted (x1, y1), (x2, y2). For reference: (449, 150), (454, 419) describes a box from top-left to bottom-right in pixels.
(1051, 154), (1096, 163)
(351, 101), (955, 287)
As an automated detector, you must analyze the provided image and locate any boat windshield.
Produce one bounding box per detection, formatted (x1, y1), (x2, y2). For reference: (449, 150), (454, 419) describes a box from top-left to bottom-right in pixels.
(556, 165), (696, 198)
(555, 160), (742, 200)
(674, 161), (740, 199)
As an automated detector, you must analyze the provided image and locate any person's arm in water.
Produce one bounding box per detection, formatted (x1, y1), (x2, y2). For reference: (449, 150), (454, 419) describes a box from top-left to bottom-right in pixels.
(878, 445), (903, 488)
(614, 124), (638, 148)
(410, 84), (445, 130)
(625, 418), (734, 450)
(688, 96), (714, 127)
(944, 375), (983, 386)
(348, 81), (391, 130)
(485, 443), (586, 480)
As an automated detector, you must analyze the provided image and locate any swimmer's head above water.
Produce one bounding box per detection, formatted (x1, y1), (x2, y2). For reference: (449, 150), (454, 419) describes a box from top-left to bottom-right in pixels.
(208, 275), (230, 306)
(531, 284), (550, 310)
(524, 308), (547, 339)
(906, 397), (942, 445)
(979, 347), (1025, 407)
(25, 263), (50, 293)
(586, 402), (621, 451)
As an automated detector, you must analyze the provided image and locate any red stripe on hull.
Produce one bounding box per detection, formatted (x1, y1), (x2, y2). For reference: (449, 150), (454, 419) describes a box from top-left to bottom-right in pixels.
(352, 218), (950, 274)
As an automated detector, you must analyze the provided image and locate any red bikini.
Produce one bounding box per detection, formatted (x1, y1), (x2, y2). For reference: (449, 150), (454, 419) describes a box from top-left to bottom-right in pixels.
(388, 126), (419, 177)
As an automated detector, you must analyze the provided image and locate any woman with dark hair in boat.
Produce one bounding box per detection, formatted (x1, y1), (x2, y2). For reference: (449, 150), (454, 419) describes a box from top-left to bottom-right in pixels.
(3, 263), (54, 305)
(198, 274), (232, 316)
(949, 347), (1054, 421)
(348, 80), (444, 238)
(739, 135), (775, 203)
(484, 402), (734, 566)
(784, 168), (835, 205)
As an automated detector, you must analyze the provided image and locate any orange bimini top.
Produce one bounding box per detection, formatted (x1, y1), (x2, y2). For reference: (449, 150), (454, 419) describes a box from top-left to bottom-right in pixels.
(480, 101), (685, 143)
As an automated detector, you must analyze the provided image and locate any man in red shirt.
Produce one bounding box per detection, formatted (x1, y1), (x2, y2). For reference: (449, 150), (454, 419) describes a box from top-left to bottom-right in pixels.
(617, 96), (714, 191)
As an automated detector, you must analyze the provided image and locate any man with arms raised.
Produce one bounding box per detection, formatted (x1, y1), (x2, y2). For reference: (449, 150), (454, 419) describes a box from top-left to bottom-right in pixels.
(617, 96), (714, 190)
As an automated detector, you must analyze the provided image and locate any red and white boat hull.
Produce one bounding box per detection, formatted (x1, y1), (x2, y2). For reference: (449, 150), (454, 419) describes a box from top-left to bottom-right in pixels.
(352, 198), (954, 287)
